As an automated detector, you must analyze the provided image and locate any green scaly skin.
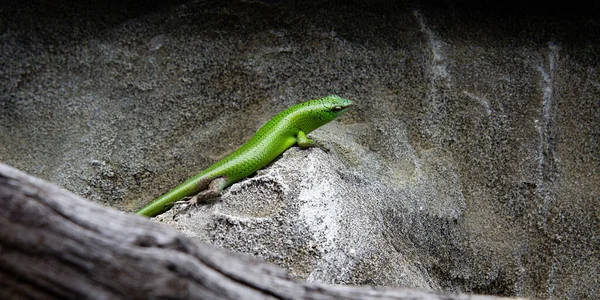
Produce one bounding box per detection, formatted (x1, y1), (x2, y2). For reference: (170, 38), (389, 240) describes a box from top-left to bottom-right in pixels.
(136, 95), (352, 217)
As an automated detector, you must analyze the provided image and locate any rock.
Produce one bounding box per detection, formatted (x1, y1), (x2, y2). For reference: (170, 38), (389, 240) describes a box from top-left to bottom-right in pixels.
(156, 122), (446, 289)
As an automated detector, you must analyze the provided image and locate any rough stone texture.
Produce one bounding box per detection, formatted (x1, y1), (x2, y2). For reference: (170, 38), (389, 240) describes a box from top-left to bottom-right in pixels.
(1, 1), (599, 299)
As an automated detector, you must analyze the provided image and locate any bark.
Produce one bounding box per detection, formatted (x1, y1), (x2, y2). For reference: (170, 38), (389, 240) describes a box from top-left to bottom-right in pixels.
(0, 163), (518, 300)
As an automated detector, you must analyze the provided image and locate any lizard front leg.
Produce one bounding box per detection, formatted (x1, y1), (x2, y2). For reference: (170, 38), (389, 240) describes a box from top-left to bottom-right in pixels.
(296, 130), (329, 152)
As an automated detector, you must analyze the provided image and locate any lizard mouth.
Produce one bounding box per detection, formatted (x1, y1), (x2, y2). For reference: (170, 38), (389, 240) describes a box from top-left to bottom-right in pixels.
(337, 105), (352, 115)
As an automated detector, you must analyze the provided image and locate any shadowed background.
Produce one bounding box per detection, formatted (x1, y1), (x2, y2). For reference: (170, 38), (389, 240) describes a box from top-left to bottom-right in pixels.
(1, 1), (599, 298)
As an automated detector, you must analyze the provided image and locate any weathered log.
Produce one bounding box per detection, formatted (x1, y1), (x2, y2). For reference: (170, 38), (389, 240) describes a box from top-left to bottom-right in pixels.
(0, 163), (518, 300)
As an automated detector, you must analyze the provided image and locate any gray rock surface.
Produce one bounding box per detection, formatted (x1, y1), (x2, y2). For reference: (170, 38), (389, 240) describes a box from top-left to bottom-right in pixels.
(1, 0), (599, 298)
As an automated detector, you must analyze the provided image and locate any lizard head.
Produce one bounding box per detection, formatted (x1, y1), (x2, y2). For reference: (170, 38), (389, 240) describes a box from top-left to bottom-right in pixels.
(291, 95), (353, 134)
(321, 95), (353, 118)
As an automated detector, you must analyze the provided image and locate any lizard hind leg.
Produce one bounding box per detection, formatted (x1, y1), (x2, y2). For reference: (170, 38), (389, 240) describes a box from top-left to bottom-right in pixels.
(174, 177), (227, 212)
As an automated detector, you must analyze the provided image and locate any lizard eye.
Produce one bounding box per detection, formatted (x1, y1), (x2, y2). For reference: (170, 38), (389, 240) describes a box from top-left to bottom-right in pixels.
(331, 106), (343, 112)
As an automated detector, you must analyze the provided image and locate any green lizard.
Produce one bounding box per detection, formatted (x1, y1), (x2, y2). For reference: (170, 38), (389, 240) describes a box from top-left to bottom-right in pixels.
(136, 95), (352, 217)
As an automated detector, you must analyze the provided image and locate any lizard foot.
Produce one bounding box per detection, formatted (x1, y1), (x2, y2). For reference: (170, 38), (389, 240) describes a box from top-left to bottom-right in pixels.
(174, 195), (200, 206)
(312, 140), (330, 153)
(172, 195), (200, 218)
